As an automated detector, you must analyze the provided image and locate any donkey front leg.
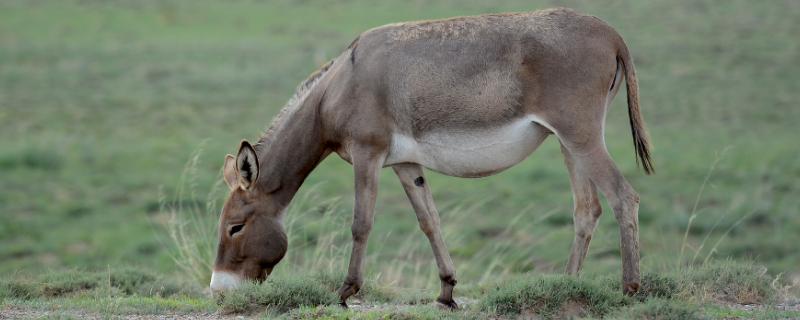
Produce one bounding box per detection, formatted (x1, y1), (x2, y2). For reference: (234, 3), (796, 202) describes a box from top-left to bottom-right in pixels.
(392, 164), (458, 309)
(337, 148), (384, 306)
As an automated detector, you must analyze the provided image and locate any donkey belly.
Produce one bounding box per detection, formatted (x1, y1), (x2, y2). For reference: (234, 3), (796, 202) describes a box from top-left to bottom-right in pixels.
(386, 117), (550, 178)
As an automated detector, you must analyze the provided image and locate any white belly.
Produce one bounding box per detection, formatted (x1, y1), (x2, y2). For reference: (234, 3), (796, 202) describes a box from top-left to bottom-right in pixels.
(385, 116), (550, 177)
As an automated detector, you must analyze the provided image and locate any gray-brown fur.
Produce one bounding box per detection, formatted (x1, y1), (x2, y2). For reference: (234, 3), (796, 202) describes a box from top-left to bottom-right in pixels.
(211, 7), (653, 307)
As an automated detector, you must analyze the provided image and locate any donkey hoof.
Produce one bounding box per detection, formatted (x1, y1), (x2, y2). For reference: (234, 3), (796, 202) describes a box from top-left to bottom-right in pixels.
(623, 282), (640, 296)
(338, 301), (349, 309)
(436, 298), (459, 310)
(337, 283), (360, 298)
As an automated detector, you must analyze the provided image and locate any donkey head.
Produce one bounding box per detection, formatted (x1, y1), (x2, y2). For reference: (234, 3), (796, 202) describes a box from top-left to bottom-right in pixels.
(209, 140), (287, 293)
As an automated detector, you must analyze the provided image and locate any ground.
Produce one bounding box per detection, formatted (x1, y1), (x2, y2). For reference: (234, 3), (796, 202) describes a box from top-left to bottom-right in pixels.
(1, 0), (799, 319)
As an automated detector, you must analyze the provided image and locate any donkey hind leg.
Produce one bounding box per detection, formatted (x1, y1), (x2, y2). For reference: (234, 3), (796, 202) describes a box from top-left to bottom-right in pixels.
(566, 142), (641, 295)
(561, 144), (603, 275)
(337, 147), (384, 307)
(392, 163), (458, 309)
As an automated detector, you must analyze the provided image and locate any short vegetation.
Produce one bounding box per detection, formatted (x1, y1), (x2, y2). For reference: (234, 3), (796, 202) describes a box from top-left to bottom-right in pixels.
(218, 276), (338, 314)
(481, 275), (628, 318)
(0, 261), (783, 319)
(1, 268), (189, 301)
(608, 299), (703, 320)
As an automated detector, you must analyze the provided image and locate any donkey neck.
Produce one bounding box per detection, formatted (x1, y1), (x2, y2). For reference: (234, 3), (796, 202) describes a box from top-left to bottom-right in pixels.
(253, 85), (329, 209)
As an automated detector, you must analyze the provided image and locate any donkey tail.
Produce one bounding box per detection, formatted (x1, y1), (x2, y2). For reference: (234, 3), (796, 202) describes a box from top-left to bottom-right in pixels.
(618, 42), (654, 174)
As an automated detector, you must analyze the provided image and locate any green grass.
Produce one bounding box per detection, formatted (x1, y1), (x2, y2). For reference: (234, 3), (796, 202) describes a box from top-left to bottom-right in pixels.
(626, 273), (682, 301)
(0, 261), (796, 318)
(223, 262), (791, 317)
(1, 0), (799, 318)
(5, 295), (217, 316)
(704, 304), (800, 320)
(0, 268), (194, 301)
(218, 276), (339, 314)
(284, 305), (486, 320)
(680, 260), (775, 304)
(608, 299), (703, 320)
(481, 275), (629, 318)
(0, 269), (214, 317)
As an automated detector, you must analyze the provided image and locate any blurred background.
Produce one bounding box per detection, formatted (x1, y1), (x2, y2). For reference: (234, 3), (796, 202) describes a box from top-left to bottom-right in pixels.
(1, 0), (798, 293)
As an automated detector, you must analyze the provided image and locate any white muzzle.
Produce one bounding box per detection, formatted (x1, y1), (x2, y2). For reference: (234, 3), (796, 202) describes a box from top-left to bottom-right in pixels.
(209, 271), (242, 292)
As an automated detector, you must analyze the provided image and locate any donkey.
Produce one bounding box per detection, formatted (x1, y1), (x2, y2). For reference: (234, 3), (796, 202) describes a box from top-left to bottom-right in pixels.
(209, 8), (653, 308)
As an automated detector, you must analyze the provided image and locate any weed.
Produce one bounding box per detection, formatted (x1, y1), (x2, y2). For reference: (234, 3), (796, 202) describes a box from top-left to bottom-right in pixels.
(0, 279), (38, 300)
(219, 275), (338, 314)
(636, 273), (682, 301)
(600, 272), (682, 302)
(162, 143), (222, 287)
(680, 260), (774, 304)
(40, 270), (101, 297)
(109, 267), (185, 297)
(1, 269), (194, 301)
(608, 298), (703, 320)
(481, 275), (629, 318)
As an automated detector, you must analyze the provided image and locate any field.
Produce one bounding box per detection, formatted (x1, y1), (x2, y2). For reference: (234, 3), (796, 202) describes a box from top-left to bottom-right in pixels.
(1, 0), (799, 318)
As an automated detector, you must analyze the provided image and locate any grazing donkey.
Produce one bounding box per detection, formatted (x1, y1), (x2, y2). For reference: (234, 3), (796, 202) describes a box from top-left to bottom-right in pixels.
(209, 8), (653, 308)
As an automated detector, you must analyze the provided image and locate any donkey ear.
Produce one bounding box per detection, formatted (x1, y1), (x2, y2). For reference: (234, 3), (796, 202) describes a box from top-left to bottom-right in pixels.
(235, 140), (259, 190)
(223, 154), (238, 190)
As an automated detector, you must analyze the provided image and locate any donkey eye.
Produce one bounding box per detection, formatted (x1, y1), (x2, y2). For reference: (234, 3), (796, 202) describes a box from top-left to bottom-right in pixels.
(229, 224), (245, 237)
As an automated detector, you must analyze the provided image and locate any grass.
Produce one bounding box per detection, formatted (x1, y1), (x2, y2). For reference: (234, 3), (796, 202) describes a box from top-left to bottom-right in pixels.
(481, 275), (629, 318)
(218, 276), (339, 314)
(162, 143), (222, 287)
(626, 273), (682, 301)
(284, 305), (487, 320)
(0, 268), (192, 301)
(680, 260), (775, 304)
(475, 262), (781, 319)
(0, 268), (215, 317)
(1, 0), (799, 318)
(0, 261), (794, 318)
(284, 305), (480, 320)
(704, 304), (800, 320)
(608, 299), (703, 320)
(4, 295), (217, 316)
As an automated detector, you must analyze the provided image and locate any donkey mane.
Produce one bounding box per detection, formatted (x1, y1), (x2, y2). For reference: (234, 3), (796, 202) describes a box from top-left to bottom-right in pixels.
(255, 59), (335, 152)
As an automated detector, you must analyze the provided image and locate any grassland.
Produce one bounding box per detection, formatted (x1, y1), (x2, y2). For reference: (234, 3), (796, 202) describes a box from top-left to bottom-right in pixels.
(1, 0), (799, 318)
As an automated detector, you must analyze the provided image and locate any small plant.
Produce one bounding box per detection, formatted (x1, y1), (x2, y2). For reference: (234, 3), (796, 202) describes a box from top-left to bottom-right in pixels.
(1, 269), (191, 301)
(635, 273), (681, 301)
(219, 275), (338, 314)
(608, 298), (703, 320)
(481, 275), (629, 319)
(109, 267), (184, 297)
(680, 260), (774, 304)
(600, 272), (681, 302)
(0, 279), (38, 300)
(162, 144), (222, 287)
(39, 269), (102, 297)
